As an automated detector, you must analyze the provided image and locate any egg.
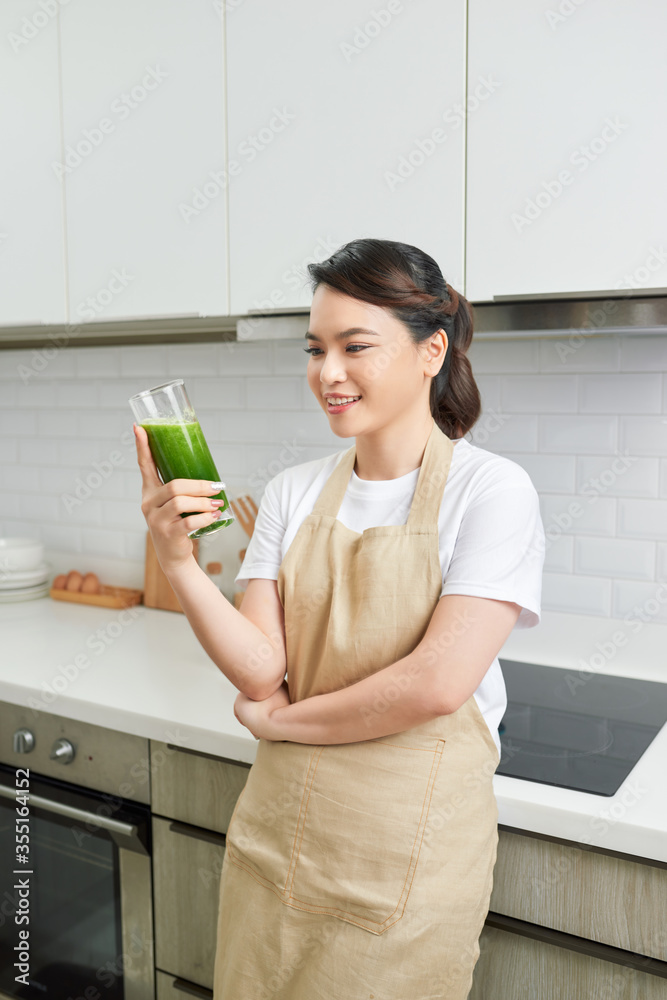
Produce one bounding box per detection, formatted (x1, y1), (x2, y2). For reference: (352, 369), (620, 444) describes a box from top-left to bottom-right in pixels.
(52, 574), (67, 590)
(65, 570), (83, 592)
(81, 572), (101, 594)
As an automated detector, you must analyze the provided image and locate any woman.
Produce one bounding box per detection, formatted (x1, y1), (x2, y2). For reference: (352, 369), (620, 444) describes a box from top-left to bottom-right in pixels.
(134, 238), (545, 999)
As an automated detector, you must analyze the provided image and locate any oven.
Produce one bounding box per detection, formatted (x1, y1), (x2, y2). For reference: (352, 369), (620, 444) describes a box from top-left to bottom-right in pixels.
(0, 702), (154, 1000)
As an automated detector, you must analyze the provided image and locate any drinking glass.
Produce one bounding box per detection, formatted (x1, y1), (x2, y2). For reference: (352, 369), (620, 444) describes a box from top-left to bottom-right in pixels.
(128, 379), (235, 538)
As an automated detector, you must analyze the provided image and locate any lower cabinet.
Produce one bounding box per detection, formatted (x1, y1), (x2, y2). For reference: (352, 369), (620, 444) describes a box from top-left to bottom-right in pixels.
(469, 925), (667, 1000)
(147, 746), (667, 999)
(469, 827), (667, 1000)
(152, 816), (225, 990)
(149, 739), (251, 995)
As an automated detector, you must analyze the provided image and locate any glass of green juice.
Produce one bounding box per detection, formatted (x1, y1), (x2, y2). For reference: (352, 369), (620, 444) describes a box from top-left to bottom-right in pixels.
(128, 379), (235, 538)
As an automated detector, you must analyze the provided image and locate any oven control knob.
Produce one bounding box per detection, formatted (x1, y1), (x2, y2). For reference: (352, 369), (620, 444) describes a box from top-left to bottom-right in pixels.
(49, 738), (76, 764)
(13, 729), (35, 754)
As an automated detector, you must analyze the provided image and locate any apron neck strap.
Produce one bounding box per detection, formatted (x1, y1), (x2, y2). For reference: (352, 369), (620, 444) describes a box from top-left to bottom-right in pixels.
(311, 419), (454, 529)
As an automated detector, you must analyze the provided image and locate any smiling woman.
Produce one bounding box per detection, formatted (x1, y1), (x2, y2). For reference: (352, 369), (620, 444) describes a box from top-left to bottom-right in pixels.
(209, 238), (546, 1000)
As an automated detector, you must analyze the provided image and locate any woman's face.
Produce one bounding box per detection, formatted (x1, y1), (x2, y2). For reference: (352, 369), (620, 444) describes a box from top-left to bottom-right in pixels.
(306, 283), (447, 436)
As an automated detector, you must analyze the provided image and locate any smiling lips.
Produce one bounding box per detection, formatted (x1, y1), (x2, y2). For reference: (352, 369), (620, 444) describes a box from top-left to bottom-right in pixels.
(326, 395), (361, 411)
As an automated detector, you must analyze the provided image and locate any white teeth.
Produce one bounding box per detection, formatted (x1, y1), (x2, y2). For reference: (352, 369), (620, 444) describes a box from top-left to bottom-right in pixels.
(328, 396), (360, 405)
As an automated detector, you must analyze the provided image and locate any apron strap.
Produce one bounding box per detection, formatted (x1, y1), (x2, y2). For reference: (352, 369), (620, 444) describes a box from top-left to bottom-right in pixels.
(310, 420), (454, 530)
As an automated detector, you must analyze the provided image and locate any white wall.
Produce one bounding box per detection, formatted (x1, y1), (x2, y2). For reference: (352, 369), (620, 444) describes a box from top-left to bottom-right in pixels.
(1, 331), (666, 622)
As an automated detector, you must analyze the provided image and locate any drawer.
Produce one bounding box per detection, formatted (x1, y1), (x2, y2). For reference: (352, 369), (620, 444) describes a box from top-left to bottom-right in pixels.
(152, 815), (226, 989)
(490, 829), (667, 962)
(150, 739), (249, 835)
(156, 969), (212, 1000)
(469, 925), (667, 1000)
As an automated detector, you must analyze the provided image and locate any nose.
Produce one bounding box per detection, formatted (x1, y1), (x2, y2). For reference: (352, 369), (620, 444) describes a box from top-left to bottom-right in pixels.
(319, 350), (347, 385)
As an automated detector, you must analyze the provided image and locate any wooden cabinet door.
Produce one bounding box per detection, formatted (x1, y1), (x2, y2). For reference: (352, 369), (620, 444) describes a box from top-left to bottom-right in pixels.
(469, 925), (667, 1000)
(152, 815), (226, 989)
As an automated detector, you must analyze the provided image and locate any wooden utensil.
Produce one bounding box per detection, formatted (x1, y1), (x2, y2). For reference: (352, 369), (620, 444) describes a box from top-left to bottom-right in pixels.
(230, 495), (258, 538)
(144, 532), (199, 613)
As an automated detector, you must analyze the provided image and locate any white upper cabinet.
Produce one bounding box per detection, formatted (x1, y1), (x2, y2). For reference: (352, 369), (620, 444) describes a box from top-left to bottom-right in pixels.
(0, 2), (66, 325)
(226, 0), (466, 315)
(60, 0), (229, 324)
(466, 0), (667, 302)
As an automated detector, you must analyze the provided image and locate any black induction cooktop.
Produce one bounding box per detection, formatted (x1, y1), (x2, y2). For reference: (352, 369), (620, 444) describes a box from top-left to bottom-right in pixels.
(496, 658), (667, 797)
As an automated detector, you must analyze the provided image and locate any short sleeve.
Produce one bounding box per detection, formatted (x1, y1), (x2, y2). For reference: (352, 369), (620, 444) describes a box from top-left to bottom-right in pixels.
(234, 476), (286, 591)
(440, 483), (546, 628)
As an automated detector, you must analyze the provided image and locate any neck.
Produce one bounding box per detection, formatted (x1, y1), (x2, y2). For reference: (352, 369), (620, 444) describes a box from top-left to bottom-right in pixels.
(352, 415), (438, 481)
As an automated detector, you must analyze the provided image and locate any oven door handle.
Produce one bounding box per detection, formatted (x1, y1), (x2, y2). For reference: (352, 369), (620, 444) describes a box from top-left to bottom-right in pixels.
(0, 783), (148, 855)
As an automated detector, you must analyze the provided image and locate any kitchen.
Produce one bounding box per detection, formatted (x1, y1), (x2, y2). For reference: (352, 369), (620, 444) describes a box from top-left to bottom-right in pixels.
(1, 0), (667, 998)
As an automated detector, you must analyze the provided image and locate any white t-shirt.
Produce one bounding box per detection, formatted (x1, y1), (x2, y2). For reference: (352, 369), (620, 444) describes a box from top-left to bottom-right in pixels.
(235, 436), (546, 755)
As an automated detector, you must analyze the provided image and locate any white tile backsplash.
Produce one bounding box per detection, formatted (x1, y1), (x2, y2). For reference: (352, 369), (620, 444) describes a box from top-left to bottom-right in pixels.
(0, 331), (665, 619)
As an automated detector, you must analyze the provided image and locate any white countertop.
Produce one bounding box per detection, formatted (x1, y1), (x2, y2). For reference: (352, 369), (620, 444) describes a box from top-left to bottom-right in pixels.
(1, 597), (666, 863)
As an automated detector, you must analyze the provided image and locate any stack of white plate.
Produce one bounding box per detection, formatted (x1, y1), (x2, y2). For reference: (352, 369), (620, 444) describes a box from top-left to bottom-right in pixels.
(0, 538), (52, 602)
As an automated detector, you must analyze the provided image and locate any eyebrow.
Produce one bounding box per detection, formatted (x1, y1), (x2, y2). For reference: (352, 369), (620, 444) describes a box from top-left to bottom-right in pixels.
(305, 327), (381, 342)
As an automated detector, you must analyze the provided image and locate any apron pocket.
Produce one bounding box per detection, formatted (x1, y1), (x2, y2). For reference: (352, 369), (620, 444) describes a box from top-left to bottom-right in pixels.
(284, 736), (446, 935)
(225, 738), (320, 894)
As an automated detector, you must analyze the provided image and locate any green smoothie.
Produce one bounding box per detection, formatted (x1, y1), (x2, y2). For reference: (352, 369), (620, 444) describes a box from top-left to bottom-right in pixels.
(140, 419), (234, 537)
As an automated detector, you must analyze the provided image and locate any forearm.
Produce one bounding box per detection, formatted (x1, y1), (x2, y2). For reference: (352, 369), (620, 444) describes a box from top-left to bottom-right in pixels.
(166, 555), (285, 699)
(271, 649), (444, 744)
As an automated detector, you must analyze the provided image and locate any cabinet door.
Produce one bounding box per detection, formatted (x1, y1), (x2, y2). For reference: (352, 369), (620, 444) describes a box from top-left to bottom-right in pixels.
(152, 815), (225, 990)
(466, 0), (667, 302)
(60, 0), (229, 323)
(226, 0), (466, 315)
(469, 926), (667, 1000)
(0, 2), (66, 325)
(489, 830), (667, 961)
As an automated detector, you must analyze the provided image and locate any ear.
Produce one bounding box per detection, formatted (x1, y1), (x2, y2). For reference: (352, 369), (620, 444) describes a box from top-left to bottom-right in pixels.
(420, 328), (448, 374)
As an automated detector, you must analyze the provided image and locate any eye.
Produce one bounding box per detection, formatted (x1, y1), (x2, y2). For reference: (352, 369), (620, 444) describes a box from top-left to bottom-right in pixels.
(303, 345), (371, 356)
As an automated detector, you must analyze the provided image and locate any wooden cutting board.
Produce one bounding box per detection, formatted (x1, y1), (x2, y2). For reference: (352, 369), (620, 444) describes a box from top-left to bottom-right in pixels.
(144, 531), (199, 613)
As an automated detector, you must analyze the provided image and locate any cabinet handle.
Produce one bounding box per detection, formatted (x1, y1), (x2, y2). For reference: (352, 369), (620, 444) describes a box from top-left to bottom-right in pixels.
(485, 912), (667, 980)
(168, 819), (226, 847)
(166, 743), (251, 768)
(170, 976), (213, 999)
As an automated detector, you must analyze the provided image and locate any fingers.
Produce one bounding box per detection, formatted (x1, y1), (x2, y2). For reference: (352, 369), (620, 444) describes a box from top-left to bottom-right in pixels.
(133, 423), (162, 489)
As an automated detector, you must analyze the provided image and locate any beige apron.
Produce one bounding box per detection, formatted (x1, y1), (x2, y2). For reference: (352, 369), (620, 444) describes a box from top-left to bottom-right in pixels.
(213, 419), (500, 1000)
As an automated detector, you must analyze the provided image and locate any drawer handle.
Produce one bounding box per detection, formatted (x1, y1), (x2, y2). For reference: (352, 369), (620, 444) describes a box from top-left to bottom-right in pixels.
(485, 912), (667, 980)
(170, 976), (213, 999)
(168, 820), (226, 847)
(166, 743), (251, 768)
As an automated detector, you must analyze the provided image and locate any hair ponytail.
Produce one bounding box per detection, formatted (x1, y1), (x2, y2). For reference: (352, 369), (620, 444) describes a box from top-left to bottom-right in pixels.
(307, 238), (482, 439)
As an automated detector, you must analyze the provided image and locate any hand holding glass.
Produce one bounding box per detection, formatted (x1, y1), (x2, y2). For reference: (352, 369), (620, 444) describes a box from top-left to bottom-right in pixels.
(129, 379), (235, 538)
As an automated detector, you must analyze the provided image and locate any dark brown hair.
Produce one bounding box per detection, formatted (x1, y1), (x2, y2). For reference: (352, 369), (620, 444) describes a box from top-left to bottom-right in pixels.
(307, 238), (481, 439)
